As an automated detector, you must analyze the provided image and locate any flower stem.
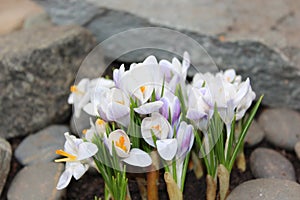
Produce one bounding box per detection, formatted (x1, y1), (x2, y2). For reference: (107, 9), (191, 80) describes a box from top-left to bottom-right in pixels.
(147, 151), (159, 200)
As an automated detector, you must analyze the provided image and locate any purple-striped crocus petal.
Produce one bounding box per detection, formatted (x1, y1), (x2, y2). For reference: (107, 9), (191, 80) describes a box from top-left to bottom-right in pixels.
(113, 64), (125, 88)
(107, 102), (130, 120)
(186, 109), (207, 121)
(172, 97), (181, 125)
(156, 139), (178, 161)
(134, 101), (164, 115)
(122, 148), (152, 167)
(159, 60), (173, 82)
(159, 97), (169, 120)
(176, 122), (194, 159)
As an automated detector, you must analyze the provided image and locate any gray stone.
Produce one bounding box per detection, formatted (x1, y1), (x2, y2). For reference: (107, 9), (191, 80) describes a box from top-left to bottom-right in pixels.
(295, 141), (300, 160)
(23, 12), (52, 29)
(250, 148), (296, 181)
(0, 137), (11, 196)
(7, 162), (65, 200)
(33, 0), (105, 25)
(258, 108), (300, 150)
(244, 120), (265, 147)
(227, 178), (300, 200)
(15, 125), (69, 166)
(0, 25), (96, 138)
(37, 4), (300, 110)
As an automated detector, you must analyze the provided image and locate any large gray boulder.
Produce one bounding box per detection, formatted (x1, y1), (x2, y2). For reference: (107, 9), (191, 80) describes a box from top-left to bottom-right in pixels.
(34, 0), (300, 110)
(0, 26), (96, 138)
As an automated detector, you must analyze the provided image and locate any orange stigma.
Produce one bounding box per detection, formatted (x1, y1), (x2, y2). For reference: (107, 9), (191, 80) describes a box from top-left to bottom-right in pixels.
(55, 149), (77, 162)
(140, 86), (146, 94)
(82, 129), (87, 134)
(116, 136), (127, 151)
(70, 85), (84, 94)
(152, 124), (161, 131)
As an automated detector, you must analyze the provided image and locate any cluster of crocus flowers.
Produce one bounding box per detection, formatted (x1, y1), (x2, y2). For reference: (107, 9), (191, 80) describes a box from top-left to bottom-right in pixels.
(56, 52), (261, 200)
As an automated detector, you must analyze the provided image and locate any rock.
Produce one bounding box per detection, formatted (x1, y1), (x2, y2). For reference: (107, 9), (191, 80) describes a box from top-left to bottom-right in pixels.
(244, 120), (265, 147)
(0, 0), (44, 35)
(7, 162), (65, 200)
(258, 108), (300, 150)
(295, 141), (300, 160)
(38, 3), (300, 109)
(0, 25), (96, 138)
(0, 137), (12, 196)
(23, 12), (52, 29)
(227, 178), (300, 200)
(15, 125), (69, 166)
(33, 0), (105, 25)
(250, 148), (296, 181)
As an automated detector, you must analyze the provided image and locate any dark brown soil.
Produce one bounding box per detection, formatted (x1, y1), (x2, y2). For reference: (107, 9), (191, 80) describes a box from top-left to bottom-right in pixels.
(2, 136), (300, 200)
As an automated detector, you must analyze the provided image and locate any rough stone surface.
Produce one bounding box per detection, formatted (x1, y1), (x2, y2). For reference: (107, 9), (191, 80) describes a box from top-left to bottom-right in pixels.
(23, 12), (52, 29)
(7, 162), (65, 200)
(33, 0), (105, 25)
(38, 3), (300, 110)
(0, 0), (44, 35)
(250, 148), (296, 181)
(0, 25), (96, 138)
(244, 120), (265, 147)
(295, 141), (300, 160)
(227, 178), (300, 200)
(0, 137), (12, 196)
(258, 108), (300, 150)
(15, 125), (69, 166)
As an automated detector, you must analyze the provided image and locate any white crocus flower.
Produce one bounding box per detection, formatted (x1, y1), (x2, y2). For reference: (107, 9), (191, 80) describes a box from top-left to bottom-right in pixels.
(141, 112), (177, 160)
(134, 101), (164, 115)
(68, 78), (90, 118)
(83, 78), (115, 116)
(55, 132), (98, 190)
(174, 122), (194, 188)
(84, 118), (107, 142)
(107, 130), (152, 167)
(119, 56), (163, 104)
(236, 82), (256, 120)
(95, 88), (130, 127)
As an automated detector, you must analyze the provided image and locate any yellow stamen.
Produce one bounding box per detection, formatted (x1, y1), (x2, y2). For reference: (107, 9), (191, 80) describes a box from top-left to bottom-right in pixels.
(116, 100), (125, 105)
(152, 124), (161, 131)
(96, 119), (105, 126)
(116, 136), (127, 151)
(140, 86), (146, 94)
(70, 85), (84, 95)
(55, 149), (77, 162)
(82, 129), (87, 134)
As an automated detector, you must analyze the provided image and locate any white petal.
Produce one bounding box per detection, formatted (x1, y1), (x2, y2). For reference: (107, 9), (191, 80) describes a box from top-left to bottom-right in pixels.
(134, 101), (163, 115)
(73, 163), (89, 180)
(122, 148), (152, 167)
(77, 142), (98, 160)
(68, 94), (74, 104)
(56, 169), (72, 190)
(156, 139), (177, 161)
(83, 103), (97, 116)
(108, 130), (131, 157)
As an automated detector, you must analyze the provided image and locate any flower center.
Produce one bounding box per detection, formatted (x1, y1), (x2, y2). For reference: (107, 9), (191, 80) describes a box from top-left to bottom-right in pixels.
(116, 100), (125, 105)
(70, 85), (84, 95)
(151, 124), (161, 132)
(140, 86), (146, 94)
(55, 149), (77, 162)
(96, 118), (105, 126)
(82, 129), (87, 134)
(116, 136), (127, 151)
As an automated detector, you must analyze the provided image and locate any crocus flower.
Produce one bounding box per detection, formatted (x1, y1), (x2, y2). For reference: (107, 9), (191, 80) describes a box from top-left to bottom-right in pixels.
(118, 55), (163, 104)
(55, 132), (98, 190)
(107, 129), (152, 167)
(141, 112), (177, 160)
(159, 90), (181, 126)
(83, 118), (107, 142)
(68, 78), (90, 118)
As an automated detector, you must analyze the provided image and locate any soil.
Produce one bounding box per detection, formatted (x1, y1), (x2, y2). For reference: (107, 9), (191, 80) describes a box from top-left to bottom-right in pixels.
(2, 137), (300, 200)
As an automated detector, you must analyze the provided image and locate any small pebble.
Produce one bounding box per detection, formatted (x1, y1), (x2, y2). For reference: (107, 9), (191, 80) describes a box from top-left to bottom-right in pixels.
(244, 120), (265, 146)
(250, 148), (296, 181)
(258, 108), (300, 150)
(0, 137), (12, 195)
(227, 178), (300, 200)
(15, 125), (69, 165)
(7, 162), (65, 200)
